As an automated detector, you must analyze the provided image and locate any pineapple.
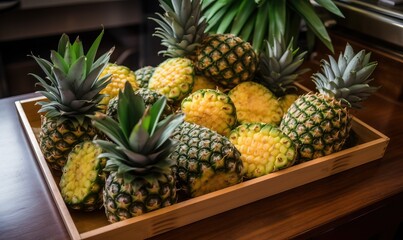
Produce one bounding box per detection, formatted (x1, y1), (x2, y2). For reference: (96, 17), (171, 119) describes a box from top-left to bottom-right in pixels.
(280, 43), (378, 162)
(279, 94), (299, 114)
(257, 37), (309, 113)
(30, 30), (113, 171)
(106, 88), (173, 120)
(59, 141), (107, 211)
(99, 63), (139, 107)
(105, 96), (119, 119)
(134, 65), (155, 88)
(91, 82), (184, 223)
(149, 58), (195, 102)
(191, 75), (220, 93)
(227, 37), (308, 126)
(147, 0), (204, 102)
(181, 89), (237, 137)
(195, 33), (258, 88)
(228, 81), (283, 125)
(229, 123), (296, 179)
(170, 122), (244, 198)
(150, 0), (258, 96)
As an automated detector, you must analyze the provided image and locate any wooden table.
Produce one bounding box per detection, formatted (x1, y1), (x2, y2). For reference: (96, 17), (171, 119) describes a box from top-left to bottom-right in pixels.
(1, 38), (403, 239)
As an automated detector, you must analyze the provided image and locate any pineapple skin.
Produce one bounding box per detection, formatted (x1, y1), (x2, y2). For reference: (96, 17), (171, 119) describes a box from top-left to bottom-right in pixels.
(228, 81), (283, 125)
(103, 171), (177, 223)
(99, 63), (139, 107)
(60, 141), (107, 211)
(39, 116), (98, 171)
(229, 123), (296, 179)
(196, 34), (258, 89)
(92, 81), (184, 223)
(170, 122), (244, 198)
(280, 93), (352, 162)
(181, 89), (237, 137)
(135, 66), (155, 88)
(279, 94), (299, 114)
(149, 57), (195, 102)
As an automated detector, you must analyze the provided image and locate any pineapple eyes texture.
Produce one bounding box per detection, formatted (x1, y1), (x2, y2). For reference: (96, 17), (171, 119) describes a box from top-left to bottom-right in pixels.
(149, 58), (195, 102)
(170, 122), (244, 198)
(59, 141), (106, 211)
(181, 89), (237, 137)
(280, 93), (352, 162)
(230, 123), (297, 179)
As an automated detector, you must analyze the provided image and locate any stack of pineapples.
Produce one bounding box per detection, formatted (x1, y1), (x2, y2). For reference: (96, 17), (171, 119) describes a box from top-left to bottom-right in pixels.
(30, 0), (378, 224)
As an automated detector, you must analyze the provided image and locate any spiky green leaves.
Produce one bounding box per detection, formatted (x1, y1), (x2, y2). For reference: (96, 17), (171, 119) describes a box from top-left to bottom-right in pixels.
(257, 36), (309, 97)
(150, 0), (208, 58)
(312, 43), (379, 108)
(202, 0), (344, 52)
(91, 82), (184, 184)
(30, 30), (113, 125)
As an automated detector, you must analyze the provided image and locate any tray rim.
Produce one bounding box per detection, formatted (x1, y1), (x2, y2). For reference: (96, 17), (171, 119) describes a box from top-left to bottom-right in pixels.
(15, 96), (82, 240)
(15, 95), (390, 240)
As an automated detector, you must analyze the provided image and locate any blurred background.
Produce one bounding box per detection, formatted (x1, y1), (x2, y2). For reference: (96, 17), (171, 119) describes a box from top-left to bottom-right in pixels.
(0, 0), (164, 98)
(0, 0), (402, 99)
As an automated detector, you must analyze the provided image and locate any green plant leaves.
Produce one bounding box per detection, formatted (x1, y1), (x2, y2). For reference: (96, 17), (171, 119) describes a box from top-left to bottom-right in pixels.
(314, 0), (344, 18)
(289, 0), (333, 52)
(202, 0), (344, 52)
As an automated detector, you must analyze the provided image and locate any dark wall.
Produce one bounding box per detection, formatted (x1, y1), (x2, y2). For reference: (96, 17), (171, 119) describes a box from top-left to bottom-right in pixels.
(0, 0), (164, 98)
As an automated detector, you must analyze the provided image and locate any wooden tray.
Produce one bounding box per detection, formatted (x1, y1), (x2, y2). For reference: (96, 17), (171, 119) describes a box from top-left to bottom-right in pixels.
(15, 96), (390, 240)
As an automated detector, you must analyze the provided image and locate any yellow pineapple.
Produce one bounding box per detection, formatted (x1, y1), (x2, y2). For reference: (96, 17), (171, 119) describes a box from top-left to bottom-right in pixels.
(191, 75), (221, 93)
(30, 30), (113, 171)
(181, 89), (237, 137)
(148, 58), (194, 102)
(228, 81), (283, 125)
(60, 141), (107, 211)
(99, 63), (139, 107)
(149, 0), (258, 102)
(280, 43), (378, 162)
(279, 94), (299, 113)
(229, 123), (296, 179)
(91, 82), (184, 222)
(256, 37), (309, 113)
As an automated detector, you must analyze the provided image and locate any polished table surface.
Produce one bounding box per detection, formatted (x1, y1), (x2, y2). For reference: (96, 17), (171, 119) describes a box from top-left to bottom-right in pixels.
(1, 53), (403, 240)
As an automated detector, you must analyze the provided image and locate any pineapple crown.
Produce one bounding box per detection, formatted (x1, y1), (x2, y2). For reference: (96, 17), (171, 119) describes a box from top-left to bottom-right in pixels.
(91, 82), (184, 184)
(150, 0), (208, 58)
(257, 36), (309, 97)
(29, 30), (114, 126)
(312, 43), (379, 109)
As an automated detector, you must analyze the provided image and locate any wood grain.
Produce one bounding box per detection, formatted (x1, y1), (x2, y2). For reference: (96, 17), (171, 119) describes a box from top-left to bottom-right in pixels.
(0, 29), (402, 239)
(14, 95), (389, 239)
(0, 93), (69, 240)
